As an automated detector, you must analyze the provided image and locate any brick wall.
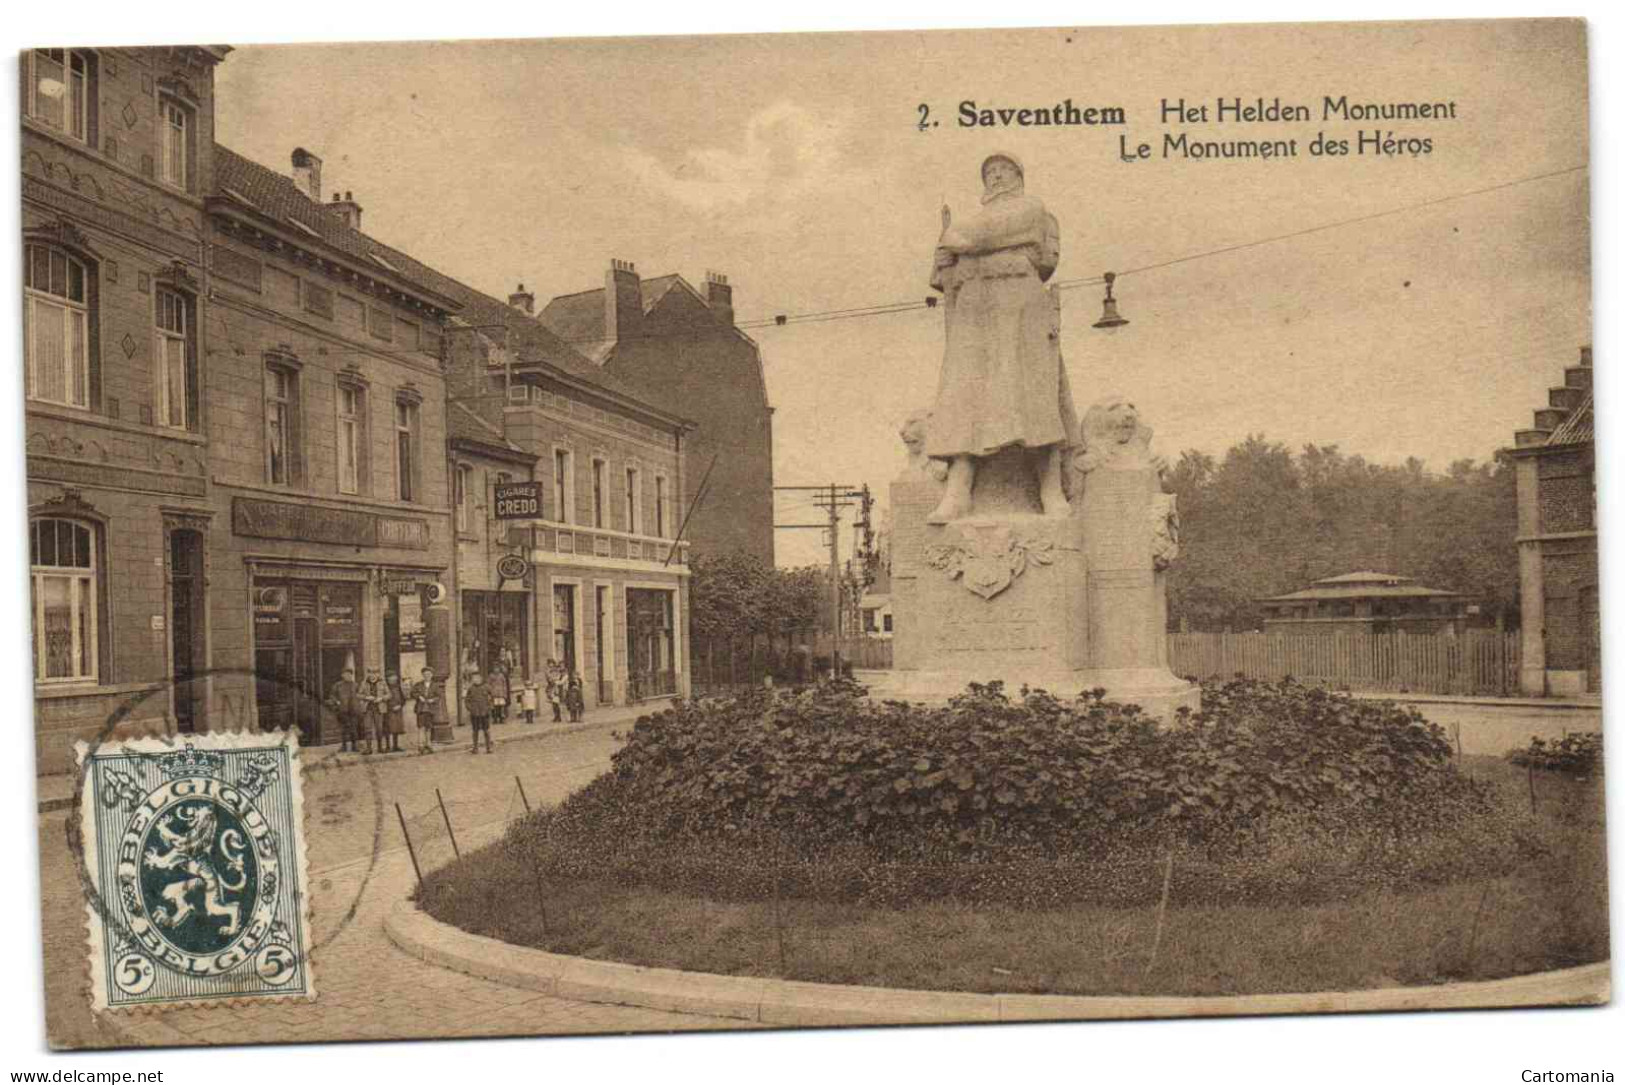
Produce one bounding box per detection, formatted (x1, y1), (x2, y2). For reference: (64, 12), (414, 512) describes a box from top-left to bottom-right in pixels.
(1536, 449), (1595, 534)
(1541, 538), (1599, 670)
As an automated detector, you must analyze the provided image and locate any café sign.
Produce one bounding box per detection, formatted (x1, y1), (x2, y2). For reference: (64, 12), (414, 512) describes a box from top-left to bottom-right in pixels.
(233, 497), (430, 551)
(493, 482), (543, 521)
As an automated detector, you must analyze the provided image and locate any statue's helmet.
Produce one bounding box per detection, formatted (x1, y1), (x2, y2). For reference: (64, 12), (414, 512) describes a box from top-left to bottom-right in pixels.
(981, 152), (1024, 184)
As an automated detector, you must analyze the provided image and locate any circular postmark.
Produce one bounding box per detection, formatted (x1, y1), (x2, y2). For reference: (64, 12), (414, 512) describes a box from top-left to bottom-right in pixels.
(66, 667), (386, 994)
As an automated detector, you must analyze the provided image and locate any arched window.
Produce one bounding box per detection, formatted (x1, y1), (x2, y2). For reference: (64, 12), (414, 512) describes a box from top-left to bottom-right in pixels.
(31, 518), (99, 683)
(24, 244), (90, 409)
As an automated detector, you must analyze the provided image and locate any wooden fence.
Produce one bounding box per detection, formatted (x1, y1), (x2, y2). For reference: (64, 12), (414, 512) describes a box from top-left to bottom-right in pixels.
(1166, 630), (1522, 697)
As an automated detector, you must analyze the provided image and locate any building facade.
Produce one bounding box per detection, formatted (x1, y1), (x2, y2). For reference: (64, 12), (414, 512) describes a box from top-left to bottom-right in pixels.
(203, 146), (461, 743)
(444, 286), (696, 710)
(23, 45), (230, 772)
(26, 47), (704, 771)
(1508, 347), (1598, 696)
(448, 402), (539, 694)
(539, 262), (775, 564)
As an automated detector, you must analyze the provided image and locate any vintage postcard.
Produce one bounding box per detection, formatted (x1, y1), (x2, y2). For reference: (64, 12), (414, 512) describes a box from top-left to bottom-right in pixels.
(19, 17), (1608, 1054)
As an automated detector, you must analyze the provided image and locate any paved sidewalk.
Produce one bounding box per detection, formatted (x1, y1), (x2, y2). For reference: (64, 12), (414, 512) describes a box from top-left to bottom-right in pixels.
(39, 718), (738, 1049)
(34, 699), (674, 814)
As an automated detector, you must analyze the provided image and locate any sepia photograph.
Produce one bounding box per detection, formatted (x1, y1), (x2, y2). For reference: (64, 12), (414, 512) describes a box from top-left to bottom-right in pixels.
(5, 6), (1618, 1080)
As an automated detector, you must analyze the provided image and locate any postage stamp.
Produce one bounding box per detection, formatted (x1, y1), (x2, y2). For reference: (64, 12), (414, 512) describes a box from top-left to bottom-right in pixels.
(76, 731), (315, 1012)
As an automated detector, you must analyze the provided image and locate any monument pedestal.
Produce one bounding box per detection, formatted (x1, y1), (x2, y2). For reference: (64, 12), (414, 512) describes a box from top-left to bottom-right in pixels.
(886, 466), (1199, 718)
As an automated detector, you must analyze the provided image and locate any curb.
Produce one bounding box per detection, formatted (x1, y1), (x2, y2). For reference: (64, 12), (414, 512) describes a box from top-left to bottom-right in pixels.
(385, 898), (1612, 1026)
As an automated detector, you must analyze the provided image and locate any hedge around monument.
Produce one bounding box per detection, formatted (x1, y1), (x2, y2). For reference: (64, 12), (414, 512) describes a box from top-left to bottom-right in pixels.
(478, 678), (1540, 910)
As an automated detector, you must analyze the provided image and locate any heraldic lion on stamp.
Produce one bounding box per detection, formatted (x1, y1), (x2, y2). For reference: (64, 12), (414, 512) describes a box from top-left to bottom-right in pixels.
(76, 731), (314, 1012)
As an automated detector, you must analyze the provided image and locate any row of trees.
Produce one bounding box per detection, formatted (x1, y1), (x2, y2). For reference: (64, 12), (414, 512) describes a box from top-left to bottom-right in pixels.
(691, 435), (1521, 643)
(1164, 436), (1519, 631)
(688, 550), (825, 641)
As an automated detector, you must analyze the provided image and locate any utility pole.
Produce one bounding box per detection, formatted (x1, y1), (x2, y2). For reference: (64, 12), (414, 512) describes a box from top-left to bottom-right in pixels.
(826, 483), (841, 669)
(774, 482), (864, 674)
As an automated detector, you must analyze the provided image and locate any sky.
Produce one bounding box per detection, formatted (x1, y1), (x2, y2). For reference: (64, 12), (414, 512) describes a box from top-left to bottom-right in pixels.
(212, 21), (1591, 567)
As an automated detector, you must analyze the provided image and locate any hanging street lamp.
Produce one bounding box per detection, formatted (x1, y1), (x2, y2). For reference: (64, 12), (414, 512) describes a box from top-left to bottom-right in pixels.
(1093, 271), (1129, 330)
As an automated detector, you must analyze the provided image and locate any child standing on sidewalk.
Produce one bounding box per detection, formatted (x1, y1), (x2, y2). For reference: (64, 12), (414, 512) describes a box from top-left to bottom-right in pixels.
(465, 671), (494, 754)
(520, 678), (538, 724)
(413, 667), (440, 754)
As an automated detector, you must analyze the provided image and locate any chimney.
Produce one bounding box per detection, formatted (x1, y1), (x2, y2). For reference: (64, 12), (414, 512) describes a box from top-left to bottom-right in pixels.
(604, 258), (642, 341)
(328, 190), (363, 232)
(508, 282), (535, 315)
(704, 270), (734, 326)
(291, 147), (322, 202)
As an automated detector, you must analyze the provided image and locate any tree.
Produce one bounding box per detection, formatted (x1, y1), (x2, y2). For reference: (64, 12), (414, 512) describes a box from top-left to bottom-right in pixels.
(1165, 437), (1519, 631)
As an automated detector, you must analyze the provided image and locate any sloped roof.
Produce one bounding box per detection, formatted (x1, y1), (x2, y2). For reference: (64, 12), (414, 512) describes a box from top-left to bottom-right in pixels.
(535, 289), (612, 360)
(537, 273), (709, 363)
(211, 145), (654, 406)
(1313, 571), (1414, 585)
(1547, 393), (1594, 446)
(1261, 583), (1463, 603)
(447, 401), (527, 457)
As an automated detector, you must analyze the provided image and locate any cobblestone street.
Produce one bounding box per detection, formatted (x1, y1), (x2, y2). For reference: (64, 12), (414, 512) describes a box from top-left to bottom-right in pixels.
(39, 716), (741, 1049)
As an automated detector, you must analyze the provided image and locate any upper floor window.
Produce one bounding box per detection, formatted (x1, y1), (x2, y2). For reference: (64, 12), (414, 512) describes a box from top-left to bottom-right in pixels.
(591, 457), (607, 529)
(31, 518), (98, 684)
(455, 464), (473, 534)
(265, 364), (302, 486)
(154, 287), (194, 430)
(655, 475), (668, 539)
(395, 398), (420, 503)
(554, 448), (574, 525)
(23, 244), (90, 410)
(26, 49), (92, 142)
(160, 98), (191, 190)
(337, 384), (366, 495)
(625, 466), (641, 535)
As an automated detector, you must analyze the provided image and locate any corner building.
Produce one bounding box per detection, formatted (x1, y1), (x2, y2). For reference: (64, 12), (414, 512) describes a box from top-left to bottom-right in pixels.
(23, 45), (230, 772)
(445, 283), (695, 710)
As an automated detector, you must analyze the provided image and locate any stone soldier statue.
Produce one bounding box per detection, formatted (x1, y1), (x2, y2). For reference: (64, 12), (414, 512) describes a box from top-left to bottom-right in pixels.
(926, 152), (1077, 524)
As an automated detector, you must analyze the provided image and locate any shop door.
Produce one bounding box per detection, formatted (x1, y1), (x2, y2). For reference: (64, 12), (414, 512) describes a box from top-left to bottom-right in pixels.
(292, 615), (322, 743)
(598, 584), (611, 704)
(552, 585), (576, 674)
(168, 530), (204, 733)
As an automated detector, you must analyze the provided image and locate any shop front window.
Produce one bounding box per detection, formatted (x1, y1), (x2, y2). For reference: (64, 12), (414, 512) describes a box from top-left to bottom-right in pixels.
(625, 588), (675, 700)
(461, 590), (528, 683)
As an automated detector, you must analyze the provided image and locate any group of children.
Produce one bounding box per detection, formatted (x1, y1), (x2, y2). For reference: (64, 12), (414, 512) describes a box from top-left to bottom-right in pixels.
(462, 660), (585, 753)
(327, 658), (585, 757)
